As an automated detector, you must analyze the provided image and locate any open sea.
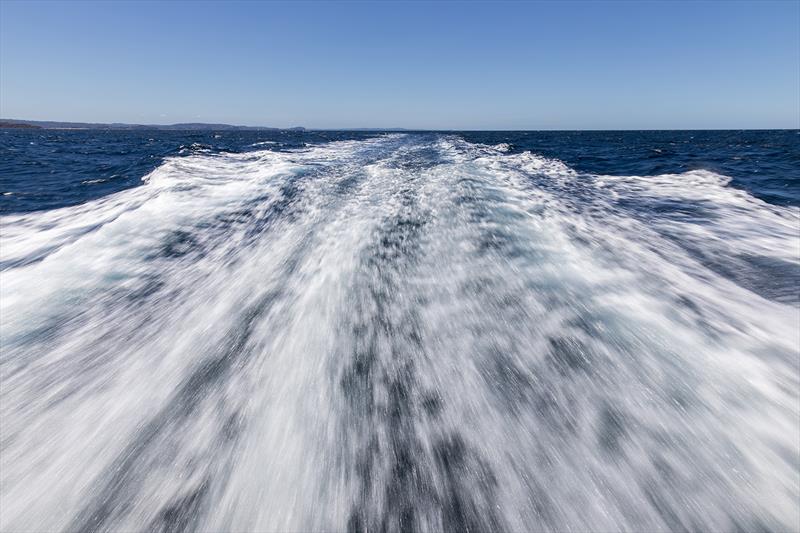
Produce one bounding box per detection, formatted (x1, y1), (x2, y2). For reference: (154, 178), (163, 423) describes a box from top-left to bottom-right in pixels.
(1, 129), (799, 532)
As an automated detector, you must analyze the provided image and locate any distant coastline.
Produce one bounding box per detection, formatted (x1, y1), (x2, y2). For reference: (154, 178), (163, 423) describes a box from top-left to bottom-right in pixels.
(0, 121), (42, 129)
(0, 119), (306, 131)
(2, 119), (795, 132)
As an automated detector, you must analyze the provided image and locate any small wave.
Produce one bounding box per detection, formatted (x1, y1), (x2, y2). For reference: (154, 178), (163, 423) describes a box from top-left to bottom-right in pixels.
(178, 142), (215, 154)
(80, 178), (111, 185)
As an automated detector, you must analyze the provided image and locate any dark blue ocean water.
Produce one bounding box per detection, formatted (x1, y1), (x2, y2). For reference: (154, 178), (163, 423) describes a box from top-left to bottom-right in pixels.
(1, 129), (799, 532)
(2, 129), (798, 213)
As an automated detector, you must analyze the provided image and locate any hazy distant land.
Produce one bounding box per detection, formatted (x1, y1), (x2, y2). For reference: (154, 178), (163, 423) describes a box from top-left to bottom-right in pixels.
(0, 119), (306, 131)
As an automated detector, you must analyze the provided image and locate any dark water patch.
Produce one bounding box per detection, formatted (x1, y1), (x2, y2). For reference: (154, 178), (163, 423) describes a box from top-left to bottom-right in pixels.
(431, 433), (503, 533)
(157, 229), (204, 260)
(547, 336), (592, 375)
(148, 481), (209, 533)
(597, 404), (629, 455)
(485, 353), (535, 416)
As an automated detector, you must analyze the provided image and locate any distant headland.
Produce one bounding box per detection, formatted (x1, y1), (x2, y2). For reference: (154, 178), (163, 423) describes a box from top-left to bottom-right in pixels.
(0, 119), (306, 131)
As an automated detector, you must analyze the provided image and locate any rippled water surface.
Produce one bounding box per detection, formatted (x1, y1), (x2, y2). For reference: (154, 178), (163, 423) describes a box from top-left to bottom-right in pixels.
(1, 130), (798, 532)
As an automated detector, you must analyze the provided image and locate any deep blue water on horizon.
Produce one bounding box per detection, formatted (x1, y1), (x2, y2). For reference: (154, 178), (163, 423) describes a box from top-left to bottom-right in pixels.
(2, 129), (798, 213)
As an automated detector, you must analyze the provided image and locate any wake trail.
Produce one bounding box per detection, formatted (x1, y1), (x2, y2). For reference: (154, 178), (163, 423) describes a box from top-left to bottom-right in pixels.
(1, 134), (797, 533)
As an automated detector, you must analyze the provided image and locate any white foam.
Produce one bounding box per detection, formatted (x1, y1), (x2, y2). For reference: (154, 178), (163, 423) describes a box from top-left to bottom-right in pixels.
(1, 134), (797, 532)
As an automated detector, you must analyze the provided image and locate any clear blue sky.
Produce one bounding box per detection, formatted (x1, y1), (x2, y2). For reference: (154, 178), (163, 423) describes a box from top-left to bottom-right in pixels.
(1, 0), (798, 129)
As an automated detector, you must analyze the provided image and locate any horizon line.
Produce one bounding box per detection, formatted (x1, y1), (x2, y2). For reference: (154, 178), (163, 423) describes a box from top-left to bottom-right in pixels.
(2, 118), (798, 133)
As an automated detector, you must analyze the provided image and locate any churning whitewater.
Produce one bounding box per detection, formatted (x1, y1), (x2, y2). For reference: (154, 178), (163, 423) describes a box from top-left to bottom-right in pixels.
(1, 134), (798, 532)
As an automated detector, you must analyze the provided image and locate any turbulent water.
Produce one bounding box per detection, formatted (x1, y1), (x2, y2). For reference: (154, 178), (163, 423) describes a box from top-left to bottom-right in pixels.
(1, 130), (799, 532)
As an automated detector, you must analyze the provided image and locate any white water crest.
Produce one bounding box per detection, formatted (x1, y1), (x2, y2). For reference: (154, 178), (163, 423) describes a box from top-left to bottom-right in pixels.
(1, 134), (798, 532)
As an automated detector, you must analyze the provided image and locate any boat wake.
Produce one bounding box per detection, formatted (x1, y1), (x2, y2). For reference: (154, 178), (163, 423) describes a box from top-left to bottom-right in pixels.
(1, 134), (798, 532)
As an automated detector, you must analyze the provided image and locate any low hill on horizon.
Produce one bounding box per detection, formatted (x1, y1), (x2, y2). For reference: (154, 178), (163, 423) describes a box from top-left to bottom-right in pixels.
(0, 119), (305, 131)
